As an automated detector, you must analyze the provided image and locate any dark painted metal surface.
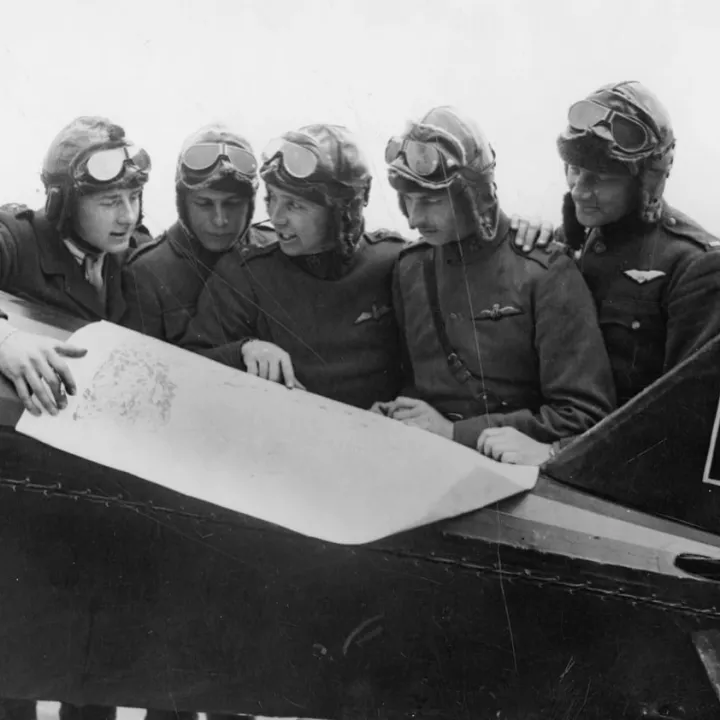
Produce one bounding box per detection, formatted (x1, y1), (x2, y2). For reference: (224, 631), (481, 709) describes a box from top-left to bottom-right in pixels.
(694, 630), (720, 703)
(547, 331), (720, 535)
(2, 291), (720, 718)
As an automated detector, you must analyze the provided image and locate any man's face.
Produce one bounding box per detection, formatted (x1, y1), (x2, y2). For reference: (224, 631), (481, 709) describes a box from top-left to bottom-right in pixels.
(185, 188), (251, 251)
(401, 189), (475, 246)
(566, 164), (638, 227)
(265, 185), (332, 256)
(73, 187), (141, 254)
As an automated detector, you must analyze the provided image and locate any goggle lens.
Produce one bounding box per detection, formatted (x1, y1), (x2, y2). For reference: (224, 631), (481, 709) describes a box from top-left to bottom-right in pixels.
(181, 143), (257, 176)
(262, 139), (318, 179)
(83, 145), (151, 182)
(385, 137), (454, 177)
(568, 100), (650, 153)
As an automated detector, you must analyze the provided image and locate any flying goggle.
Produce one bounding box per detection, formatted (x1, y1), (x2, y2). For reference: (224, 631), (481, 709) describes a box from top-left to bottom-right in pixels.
(384, 137), (461, 179)
(181, 142), (258, 177)
(75, 145), (152, 184)
(568, 100), (655, 154)
(261, 138), (321, 180)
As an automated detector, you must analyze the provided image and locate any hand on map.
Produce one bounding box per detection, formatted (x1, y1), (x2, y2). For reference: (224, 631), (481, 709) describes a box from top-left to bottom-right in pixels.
(476, 427), (552, 465)
(0, 328), (87, 416)
(241, 339), (303, 389)
(510, 214), (555, 253)
(371, 397), (453, 439)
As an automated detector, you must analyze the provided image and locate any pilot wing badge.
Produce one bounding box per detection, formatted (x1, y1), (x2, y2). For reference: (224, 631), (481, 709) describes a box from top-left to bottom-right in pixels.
(476, 303), (523, 321)
(354, 303), (392, 325)
(624, 269), (666, 284)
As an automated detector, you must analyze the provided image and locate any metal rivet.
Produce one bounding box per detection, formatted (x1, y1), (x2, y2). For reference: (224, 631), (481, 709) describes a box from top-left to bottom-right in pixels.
(631, 320), (641, 330)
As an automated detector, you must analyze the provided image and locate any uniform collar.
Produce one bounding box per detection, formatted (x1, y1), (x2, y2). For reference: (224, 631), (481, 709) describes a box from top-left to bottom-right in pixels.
(594, 209), (656, 243)
(34, 215), (95, 283)
(286, 245), (355, 280)
(33, 210), (125, 320)
(440, 210), (510, 265)
(168, 221), (207, 259)
(62, 238), (106, 266)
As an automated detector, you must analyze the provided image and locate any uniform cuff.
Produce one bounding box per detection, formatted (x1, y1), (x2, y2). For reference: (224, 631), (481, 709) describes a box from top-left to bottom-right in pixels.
(452, 416), (490, 448)
(205, 338), (256, 371)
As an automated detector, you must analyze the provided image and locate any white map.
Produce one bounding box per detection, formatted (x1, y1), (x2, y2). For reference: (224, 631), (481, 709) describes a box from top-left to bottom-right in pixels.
(74, 344), (177, 428)
(16, 322), (538, 545)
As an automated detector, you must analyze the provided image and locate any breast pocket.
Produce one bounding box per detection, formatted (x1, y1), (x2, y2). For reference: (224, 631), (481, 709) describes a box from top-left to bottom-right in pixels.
(599, 297), (666, 391)
(599, 298), (665, 339)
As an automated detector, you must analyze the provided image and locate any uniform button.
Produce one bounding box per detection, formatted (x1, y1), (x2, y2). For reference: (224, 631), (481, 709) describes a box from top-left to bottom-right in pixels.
(667, 216), (677, 226)
(631, 320), (641, 330)
(449, 312), (458, 320)
(594, 241), (606, 254)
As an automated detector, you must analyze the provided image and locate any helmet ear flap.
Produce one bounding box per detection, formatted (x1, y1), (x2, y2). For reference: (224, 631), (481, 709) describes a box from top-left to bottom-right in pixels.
(462, 185), (498, 241)
(396, 193), (409, 219)
(45, 186), (65, 225)
(561, 191), (586, 250)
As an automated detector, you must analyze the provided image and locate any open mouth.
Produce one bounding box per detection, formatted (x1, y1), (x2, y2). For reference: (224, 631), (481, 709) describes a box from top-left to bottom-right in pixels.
(278, 232), (299, 243)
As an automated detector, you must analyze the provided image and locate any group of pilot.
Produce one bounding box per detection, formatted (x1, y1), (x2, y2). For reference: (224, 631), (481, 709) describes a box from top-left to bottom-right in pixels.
(1, 80), (720, 720)
(2, 81), (719, 469)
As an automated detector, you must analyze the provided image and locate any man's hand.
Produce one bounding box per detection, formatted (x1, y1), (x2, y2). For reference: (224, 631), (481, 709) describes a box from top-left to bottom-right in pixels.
(511, 215), (555, 253)
(369, 401), (394, 416)
(476, 427), (552, 465)
(0, 330), (87, 416)
(242, 339), (300, 389)
(385, 397), (453, 439)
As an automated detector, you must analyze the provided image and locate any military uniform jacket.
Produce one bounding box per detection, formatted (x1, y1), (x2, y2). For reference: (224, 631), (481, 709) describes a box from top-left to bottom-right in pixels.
(394, 212), (616, 448)
(577, 203), (720, 405)
(0, 206), (150, 322)
(121, 220), (275, 344)
(181, 232), (406, 409)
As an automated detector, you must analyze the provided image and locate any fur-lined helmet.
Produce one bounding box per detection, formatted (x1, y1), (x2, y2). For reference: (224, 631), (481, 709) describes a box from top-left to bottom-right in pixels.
(557, 81), (676, 223)
(260, 124), (371, 258)
(176, 124), (258, 239)
(41, 116), (151, 232)
(385, 106), (498, 240)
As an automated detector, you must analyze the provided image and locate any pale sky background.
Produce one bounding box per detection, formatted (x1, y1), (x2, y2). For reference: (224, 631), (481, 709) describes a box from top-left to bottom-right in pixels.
(2, 0), (719, 239)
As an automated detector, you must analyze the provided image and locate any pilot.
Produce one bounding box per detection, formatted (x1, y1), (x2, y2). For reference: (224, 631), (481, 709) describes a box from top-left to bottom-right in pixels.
(373, 106), (616, 450)
(121, 124), (274, 344)
(488, 81), (720, 465)
(180, 123), (407, 409)
(0, 116), (152, 417)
